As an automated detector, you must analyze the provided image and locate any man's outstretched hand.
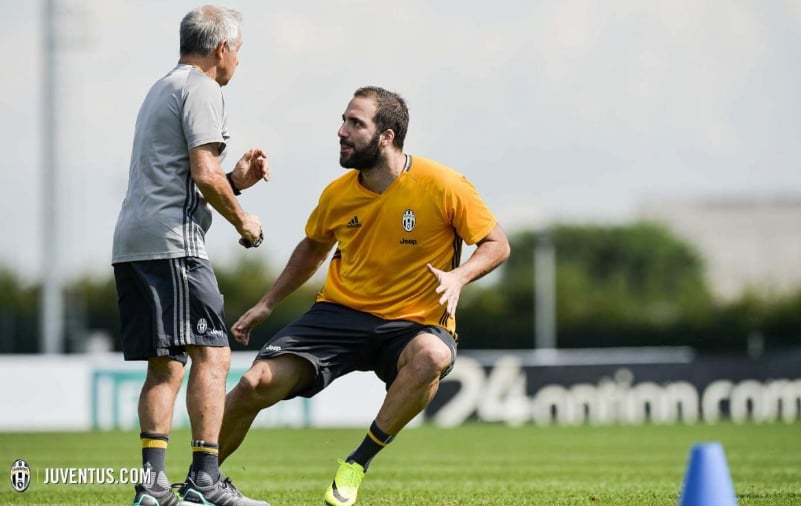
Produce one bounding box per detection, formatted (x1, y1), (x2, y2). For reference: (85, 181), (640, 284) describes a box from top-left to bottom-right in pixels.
(232, 302), (272, 346)
(231, 148), (270, 190)
(427, 263), (466, 318)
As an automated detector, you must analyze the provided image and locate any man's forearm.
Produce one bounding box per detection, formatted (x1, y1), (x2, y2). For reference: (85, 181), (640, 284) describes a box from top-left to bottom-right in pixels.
(456, 242), (509, 284)
(261, 238), (332, 309)
(455, 225), (511, 284)
(195, 171), (247, 230)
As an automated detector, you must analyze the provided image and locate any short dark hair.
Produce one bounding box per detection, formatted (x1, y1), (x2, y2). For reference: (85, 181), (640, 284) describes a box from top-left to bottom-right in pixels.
(353, 86), (409, 149)
(180, 5), (241, 56)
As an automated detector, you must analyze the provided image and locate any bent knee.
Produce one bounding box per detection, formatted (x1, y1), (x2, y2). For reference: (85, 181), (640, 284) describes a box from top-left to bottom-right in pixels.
(236, 357), (310, 393)
(238, 363), (274, 394)
(229, 363), (274, 410)
(414, 340), (454, 379)
(234, 357), (313, 405)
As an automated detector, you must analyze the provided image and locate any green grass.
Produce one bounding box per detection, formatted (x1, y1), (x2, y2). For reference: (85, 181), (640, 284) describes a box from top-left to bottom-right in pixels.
(1, 423), (799, 505)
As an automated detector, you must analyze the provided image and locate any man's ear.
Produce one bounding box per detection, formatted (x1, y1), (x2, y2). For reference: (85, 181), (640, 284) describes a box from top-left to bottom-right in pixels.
(214, 40), (228, 60)
(381, 129), (395, 147)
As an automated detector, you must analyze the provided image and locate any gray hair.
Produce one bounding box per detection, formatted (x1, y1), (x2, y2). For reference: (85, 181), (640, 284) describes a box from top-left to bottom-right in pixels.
(180, 5), (241, 56)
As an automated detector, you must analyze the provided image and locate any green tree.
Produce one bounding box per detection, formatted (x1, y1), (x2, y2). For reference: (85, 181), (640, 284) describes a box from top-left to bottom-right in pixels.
(0, 268), (39, 353)
(458, 223), (717, 349)
(2, 220), (798, 354)
(761, 289), (801, 348)
(66, 274), (119, 352)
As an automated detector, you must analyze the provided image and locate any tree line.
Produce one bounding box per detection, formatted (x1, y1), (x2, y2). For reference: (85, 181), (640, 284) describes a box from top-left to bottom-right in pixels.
(1, 222), (798, 354)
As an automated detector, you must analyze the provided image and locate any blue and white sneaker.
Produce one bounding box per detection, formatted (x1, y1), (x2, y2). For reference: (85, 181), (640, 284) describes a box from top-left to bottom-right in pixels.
(131, 482), (187, 506)
(178, 473), (270, 506)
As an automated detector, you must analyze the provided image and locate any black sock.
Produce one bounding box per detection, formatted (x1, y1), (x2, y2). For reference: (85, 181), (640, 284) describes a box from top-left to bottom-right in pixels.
(190, 440), (220, 486)
(347, 421), (394, 471)
(140, 432), (169, 489)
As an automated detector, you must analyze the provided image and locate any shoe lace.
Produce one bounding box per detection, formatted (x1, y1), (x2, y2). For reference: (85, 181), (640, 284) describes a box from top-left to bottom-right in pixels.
(336, 459), (363, 488)
(220, 476), (244, 498)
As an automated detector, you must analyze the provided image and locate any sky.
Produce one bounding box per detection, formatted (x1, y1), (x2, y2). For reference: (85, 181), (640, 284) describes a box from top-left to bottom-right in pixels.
(2, 0), (800, 283)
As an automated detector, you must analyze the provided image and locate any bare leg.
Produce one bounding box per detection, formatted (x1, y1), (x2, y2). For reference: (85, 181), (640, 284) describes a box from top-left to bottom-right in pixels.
(138, 357), (185, 490)
(186, 345), (231, 442)
(333, 332), (453, 494)
(139, 356), (185, 434)
(219, 355), (314, 464)
(376, 333), (453, 434)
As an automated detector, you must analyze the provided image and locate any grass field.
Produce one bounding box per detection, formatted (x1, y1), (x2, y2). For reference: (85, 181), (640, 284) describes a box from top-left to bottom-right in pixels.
(1, 423), (799, 505)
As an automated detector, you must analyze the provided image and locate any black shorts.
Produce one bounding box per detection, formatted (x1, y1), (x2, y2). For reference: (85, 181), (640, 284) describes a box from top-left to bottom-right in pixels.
(256, 302), (458, 398)
(113, 257), (229, 364)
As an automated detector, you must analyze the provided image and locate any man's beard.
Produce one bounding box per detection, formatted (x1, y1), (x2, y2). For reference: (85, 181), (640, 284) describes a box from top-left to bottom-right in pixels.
(340, 132), (381, 170)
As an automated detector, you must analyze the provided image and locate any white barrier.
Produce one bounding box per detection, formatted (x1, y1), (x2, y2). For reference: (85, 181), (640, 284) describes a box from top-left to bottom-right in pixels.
(0, 353), (397, 431)
(5, 349), (799, 431)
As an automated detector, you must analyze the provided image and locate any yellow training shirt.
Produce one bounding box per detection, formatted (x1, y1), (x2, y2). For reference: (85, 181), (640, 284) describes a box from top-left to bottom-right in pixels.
(305, 155), (497, 334)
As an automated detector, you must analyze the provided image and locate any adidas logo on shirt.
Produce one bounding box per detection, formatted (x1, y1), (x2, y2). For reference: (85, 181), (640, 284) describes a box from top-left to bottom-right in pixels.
(347, 216), (361, 229)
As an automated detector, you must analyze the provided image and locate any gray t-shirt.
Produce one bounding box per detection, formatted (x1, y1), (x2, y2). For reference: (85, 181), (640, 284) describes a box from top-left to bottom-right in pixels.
(112, 64), (230, 263)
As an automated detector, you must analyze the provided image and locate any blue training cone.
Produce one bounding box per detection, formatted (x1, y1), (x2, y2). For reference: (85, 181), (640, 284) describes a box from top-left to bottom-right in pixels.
(678, 442), (737, 506)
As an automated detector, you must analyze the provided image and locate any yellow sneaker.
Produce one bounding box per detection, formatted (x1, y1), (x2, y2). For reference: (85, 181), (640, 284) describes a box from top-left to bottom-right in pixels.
(324, 459), (365, 506)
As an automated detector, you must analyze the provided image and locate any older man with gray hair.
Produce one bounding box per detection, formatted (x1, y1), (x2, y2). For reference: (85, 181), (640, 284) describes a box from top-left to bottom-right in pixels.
(112, 5), (270, 506)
